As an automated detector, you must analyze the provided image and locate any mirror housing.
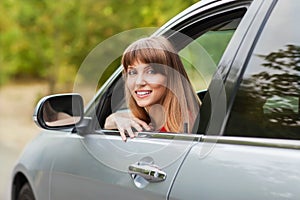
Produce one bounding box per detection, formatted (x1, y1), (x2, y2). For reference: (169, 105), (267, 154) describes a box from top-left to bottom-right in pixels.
(33, 93), (84, 130)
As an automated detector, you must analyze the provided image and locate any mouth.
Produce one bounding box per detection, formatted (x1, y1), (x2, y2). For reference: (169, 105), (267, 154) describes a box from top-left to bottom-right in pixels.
(135, 90), (152, 98)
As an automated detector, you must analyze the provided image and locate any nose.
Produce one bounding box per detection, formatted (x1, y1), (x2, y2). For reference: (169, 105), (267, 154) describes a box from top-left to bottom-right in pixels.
(135, 73), (146, 86)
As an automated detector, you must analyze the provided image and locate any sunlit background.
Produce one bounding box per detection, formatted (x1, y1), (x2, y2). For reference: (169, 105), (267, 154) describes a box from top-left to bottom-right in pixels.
(0, 0), (199, 199)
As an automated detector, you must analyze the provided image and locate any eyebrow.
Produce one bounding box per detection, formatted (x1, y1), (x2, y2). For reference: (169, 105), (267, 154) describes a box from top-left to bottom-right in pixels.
(127, 66), (136, 70)
(144, 65), (152, 70)
(128, 64), (149, 70)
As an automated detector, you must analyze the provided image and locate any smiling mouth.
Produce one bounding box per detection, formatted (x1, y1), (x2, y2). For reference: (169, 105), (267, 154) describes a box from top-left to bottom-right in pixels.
(135, 90), (152, 98)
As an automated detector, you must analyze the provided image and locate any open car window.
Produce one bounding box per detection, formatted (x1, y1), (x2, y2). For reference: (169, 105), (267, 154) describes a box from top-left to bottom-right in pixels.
(94, 8), (248, 134)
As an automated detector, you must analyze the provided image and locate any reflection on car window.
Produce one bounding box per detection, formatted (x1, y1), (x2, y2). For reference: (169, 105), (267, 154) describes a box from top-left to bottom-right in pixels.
(225, 1), (300, 139)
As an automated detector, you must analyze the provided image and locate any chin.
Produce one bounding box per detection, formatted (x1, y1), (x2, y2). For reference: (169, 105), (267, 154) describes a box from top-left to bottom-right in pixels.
(136, 101), (151, 108)
(137, 103), (150, 108)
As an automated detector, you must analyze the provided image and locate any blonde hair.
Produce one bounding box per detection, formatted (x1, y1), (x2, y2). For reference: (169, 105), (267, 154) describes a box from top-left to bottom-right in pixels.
(122, 36), (201, 133)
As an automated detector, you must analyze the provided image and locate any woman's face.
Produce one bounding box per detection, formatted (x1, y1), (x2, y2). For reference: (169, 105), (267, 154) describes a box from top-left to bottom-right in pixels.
(126, 62), (167, 110)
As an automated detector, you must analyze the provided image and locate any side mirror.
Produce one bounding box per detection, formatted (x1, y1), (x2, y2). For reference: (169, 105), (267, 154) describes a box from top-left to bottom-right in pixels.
(33, 93), (84, 130)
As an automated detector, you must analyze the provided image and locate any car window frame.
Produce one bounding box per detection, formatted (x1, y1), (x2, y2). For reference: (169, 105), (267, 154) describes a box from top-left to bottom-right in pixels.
(217, 0), (278, 137)
(84, 1), (252, 137)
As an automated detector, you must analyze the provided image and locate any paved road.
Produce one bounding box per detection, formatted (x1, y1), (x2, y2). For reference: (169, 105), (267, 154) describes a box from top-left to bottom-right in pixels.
(0, 83), (46, 200)
(0, 142), (21, 200)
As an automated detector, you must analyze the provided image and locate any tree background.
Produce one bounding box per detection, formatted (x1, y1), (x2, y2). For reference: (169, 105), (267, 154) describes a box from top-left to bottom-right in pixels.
(0, 0), (198, 93)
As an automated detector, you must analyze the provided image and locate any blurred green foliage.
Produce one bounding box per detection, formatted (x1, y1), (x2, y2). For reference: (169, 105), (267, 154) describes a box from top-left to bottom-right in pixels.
(0, 0), (198, 92)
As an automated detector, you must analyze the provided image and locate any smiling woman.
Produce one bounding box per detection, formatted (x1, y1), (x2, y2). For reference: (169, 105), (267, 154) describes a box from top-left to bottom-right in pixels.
(126, 63), (167, 109)
(104, 36), (201, 141)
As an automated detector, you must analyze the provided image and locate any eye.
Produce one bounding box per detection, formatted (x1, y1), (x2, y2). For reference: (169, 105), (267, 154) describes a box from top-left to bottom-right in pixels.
(146, 67), (156, 74)
(127, 69), (137, 76)
(147, 69), (155, 74)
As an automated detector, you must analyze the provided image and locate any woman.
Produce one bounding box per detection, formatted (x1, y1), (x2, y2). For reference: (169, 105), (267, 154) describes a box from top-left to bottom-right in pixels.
(105, 36), (201, 141)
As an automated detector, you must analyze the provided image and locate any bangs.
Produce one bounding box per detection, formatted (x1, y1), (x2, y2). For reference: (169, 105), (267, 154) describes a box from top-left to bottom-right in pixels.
(122, 47), (169, 70)
(121, 37), (176, 73)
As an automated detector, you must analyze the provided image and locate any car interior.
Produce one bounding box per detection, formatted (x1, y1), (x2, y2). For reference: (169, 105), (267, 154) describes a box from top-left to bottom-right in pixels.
(93, 8), (248, 136)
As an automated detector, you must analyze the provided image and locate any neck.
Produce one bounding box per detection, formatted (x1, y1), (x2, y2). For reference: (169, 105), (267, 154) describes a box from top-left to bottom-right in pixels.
(147, 104), (166, 130)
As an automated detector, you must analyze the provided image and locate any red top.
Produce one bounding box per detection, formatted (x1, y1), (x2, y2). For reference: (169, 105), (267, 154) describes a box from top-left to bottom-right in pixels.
(160, 126), (167, 132)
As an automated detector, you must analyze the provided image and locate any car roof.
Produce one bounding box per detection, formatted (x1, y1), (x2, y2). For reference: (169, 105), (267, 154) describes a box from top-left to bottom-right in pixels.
(155, 0), (252, 35)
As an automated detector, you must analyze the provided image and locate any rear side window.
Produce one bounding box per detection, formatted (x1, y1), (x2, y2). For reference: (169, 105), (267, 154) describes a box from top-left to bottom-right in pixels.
(225, 1), (300, 139)
(180, 17), (243, 92)
(180, 26), (236, 91)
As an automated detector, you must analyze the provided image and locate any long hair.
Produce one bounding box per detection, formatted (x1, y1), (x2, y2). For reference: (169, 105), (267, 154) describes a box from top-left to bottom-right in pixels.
(122, 36), (201, 133)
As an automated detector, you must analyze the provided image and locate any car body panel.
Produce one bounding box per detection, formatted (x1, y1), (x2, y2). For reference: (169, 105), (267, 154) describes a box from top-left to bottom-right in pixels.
(12, 131), (80, 199)
(48, 133), (200, 200)
(170, 136), (300, 200)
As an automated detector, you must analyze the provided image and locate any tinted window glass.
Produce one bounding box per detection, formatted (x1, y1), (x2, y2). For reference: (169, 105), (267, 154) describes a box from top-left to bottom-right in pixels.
(225, 1), (300, 139)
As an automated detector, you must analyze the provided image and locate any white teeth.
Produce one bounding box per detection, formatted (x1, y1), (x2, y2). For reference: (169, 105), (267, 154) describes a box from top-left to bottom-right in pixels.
(136, 91), (150, 95)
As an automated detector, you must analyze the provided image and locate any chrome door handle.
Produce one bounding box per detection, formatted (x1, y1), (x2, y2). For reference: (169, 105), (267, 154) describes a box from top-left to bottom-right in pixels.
(128, 163), (167, 182)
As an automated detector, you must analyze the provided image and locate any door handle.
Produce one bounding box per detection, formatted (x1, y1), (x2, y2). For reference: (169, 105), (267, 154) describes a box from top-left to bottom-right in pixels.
(128, 163), (167, 182)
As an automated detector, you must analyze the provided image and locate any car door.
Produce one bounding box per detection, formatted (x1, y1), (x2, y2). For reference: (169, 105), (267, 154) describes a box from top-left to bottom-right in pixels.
(49, 1), (252, 199)
(169, 0), (300, 199)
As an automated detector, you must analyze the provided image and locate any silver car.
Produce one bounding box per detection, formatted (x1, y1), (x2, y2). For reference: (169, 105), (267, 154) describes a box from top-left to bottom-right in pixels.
(11, 0), (300, 199)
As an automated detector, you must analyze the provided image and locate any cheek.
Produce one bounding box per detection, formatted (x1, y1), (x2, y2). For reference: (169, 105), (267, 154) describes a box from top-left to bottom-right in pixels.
(150, 84), (167, 92)
(147, 75), (167, 87)
(149, 79), (167, 96)
(126, 78), (135, 90)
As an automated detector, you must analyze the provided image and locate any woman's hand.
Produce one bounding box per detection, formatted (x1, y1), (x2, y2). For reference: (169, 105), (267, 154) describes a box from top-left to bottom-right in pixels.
(104, 112), (152, 141)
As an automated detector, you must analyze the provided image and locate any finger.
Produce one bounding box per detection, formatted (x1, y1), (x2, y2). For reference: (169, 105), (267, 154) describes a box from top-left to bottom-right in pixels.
(130, 120), (143, 132)
(118, 127), (127, 142)
(126, 127), (135, 139)
(133, 118), (152, 131)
